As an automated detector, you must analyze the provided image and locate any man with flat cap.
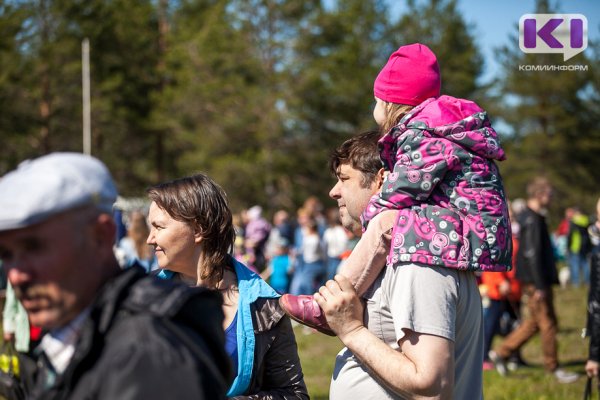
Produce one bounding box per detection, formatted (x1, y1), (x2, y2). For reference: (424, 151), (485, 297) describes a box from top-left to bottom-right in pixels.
(0, 153), (231, 399)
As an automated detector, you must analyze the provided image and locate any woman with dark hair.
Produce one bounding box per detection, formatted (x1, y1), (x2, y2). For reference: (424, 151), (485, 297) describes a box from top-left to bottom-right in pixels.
(146, 174), (308, 399)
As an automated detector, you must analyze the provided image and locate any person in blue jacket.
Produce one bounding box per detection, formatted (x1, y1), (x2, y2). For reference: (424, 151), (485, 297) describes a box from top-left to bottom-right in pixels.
(146, 174), (308, 399)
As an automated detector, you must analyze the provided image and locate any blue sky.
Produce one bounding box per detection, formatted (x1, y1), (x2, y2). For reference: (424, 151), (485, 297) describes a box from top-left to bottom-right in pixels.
(390, 0), (600, 83)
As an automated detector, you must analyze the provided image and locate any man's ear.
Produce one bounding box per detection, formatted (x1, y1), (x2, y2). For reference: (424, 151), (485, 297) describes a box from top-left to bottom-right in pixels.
(93, 213), (117, 249)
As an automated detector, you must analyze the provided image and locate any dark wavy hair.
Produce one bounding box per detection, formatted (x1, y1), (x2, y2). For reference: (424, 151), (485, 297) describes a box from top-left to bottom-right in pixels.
(147, 174), (235, 286)
(329, 130), (383, 188)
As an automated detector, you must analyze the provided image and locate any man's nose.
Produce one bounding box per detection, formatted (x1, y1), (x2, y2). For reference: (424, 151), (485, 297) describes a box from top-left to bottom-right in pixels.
(329, 182), (340, 199)
(7, 262), (33, 288)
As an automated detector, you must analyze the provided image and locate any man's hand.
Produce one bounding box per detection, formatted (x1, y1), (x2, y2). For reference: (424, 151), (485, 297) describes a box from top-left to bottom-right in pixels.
(316, 276), (454, 398)
(3, 332), (14, 343)
(586, 360), (599, 378)
(314, 275), (365, 342)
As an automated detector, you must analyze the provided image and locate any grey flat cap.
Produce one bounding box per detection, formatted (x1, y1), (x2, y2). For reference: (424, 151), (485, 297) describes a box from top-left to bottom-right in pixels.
(0, 152), (118, 231)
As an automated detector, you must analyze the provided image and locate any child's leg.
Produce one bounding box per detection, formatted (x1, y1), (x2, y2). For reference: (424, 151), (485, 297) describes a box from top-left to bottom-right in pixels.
(339, 209), (397, 296)
(278, 209), (396, 336)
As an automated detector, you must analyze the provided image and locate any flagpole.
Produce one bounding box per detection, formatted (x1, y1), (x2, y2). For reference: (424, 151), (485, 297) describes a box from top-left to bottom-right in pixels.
(82, 38), (91, 155)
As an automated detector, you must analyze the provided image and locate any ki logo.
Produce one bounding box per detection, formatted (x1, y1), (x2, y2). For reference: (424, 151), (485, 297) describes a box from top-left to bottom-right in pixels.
(519, 14), (588, 61)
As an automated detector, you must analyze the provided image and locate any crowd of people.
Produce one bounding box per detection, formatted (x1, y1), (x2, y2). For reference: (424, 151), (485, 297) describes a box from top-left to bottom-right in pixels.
(0, 42), (596, 399)
(229, 200), (356, 299)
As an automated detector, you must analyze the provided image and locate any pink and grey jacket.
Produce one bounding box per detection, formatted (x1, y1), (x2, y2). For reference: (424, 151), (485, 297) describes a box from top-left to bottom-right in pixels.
(363, 95), (512, 272)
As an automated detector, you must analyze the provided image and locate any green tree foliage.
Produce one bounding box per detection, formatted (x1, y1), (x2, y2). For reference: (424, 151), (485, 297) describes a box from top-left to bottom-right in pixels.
(286, 0), (391, 207)
(494, 0), (600, 218)
(0, 0), (164, 196)
(154, 0), (314, 211)
(1, 0), (596, 219)
(60, 0), (164, 194)
(0, 1), (35, 171)
(392, 0), (484, 100)
(0, 0), (83, 160)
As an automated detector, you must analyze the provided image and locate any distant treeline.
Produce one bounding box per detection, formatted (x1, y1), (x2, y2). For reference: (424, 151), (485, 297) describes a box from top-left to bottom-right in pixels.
(0, 0), (598, 222)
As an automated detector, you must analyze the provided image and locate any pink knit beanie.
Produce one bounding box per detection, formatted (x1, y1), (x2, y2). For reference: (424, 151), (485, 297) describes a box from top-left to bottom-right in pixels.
(373, 43), (441, 106)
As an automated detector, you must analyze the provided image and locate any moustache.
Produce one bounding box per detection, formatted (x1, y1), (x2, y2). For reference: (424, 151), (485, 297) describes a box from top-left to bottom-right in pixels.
(13, 284), (48, 301)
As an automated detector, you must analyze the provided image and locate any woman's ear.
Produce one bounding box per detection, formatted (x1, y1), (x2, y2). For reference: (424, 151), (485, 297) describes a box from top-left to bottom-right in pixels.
(193, 224), (203, 244)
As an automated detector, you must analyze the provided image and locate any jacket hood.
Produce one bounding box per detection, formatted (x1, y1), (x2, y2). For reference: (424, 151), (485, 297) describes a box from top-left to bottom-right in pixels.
(97, 266), (224, 338)
(401, 95), (506, 161)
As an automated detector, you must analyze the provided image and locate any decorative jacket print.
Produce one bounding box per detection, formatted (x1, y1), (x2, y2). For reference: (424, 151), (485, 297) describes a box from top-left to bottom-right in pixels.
(363, 95), (512, 271)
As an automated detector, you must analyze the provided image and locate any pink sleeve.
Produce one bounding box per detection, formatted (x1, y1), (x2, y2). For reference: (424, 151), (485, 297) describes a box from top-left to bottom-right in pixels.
(361, 134), (453, 230)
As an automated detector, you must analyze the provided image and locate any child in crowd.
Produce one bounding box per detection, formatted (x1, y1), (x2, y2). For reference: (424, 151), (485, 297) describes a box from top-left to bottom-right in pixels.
(280, 43), (512, 335)
(261, 238), (292, 294)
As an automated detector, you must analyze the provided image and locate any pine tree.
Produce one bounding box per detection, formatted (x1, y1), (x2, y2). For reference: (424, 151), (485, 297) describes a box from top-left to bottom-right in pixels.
(58, 0), (165, 194)
(14, 0), (84, 156)
(286, 0), (392, 206)
(494, 0), (600, 216)
(392, 0), (484, 100)
(154, 0), (274, 209)
(154, 0), (322, 211)
(0, 1), (36, 172)
(0, 0), (166, 195)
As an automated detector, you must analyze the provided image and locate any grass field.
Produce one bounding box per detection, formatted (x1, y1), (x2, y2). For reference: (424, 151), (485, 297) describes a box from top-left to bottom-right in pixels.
(0, 284), (588, 399)
(295, 285), (590, 400)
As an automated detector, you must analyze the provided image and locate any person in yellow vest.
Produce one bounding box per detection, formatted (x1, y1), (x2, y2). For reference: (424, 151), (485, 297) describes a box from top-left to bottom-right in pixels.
(567, 207), (592, 287)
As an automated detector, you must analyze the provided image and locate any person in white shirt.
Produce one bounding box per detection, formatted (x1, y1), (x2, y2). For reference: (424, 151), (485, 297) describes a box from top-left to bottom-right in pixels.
(316, 131), (484, 399)
(323, 208), (349, 281)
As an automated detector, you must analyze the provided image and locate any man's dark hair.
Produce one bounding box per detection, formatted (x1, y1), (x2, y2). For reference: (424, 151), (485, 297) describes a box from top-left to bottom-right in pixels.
(329, 130), (382, 188)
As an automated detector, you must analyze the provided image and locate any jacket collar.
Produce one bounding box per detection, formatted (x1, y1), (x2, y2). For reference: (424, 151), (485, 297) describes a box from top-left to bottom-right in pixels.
(233, 258), (279, 303)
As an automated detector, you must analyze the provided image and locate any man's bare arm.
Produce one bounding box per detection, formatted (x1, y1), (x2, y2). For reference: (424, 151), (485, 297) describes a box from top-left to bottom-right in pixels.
(315, 275), (454, 399)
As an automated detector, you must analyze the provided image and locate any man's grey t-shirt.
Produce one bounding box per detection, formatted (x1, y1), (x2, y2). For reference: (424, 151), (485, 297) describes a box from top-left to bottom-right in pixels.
(329, 263), (483, 399)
